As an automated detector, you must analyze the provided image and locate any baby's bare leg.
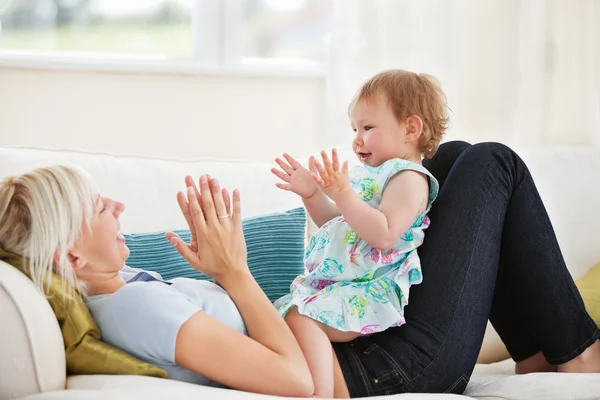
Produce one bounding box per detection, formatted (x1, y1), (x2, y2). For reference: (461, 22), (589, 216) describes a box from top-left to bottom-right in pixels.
(286, 308), (335, 398)
(320, 324), (362, 343)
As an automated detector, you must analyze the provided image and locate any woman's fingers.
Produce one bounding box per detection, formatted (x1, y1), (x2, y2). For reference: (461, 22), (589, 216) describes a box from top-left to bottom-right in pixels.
(209, 177), (229, 220)
(166, 232), (196, 262)
(232, 189), (242, 225)
(275, 182), (291, 191)
(177, 191), (194, 231)
(271, 167), (290, 183)
(183, 176), (200, 245)
(198, 175), (217, 225)
(275, 158), (293, 175)
(283, 153), (303, 170)
(186, 185), (207, 235)
(222, 188), (231, 216)
(185, 175), (200, 199)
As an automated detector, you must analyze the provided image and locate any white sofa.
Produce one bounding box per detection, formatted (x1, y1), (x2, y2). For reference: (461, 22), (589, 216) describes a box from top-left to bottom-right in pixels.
(1, 145), (599, 400)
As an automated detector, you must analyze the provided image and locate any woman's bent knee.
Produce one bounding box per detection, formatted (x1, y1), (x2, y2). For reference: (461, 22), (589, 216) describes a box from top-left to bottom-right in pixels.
(434, 140), (472, 156)
(462, 142), (522, 169)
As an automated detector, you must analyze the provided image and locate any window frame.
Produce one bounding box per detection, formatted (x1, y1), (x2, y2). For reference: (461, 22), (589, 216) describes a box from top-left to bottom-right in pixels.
(0, 0), (328, 78)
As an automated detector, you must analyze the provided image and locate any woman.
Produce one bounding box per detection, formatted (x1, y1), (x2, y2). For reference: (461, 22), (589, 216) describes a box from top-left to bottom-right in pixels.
(0, 168), (313, 397)
(0, 141), (598, 398)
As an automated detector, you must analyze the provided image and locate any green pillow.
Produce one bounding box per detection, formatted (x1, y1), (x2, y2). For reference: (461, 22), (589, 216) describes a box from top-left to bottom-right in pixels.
(577, 262), (600, 325)
(125, 207), (306, 303)
(0, 248), (168, 378)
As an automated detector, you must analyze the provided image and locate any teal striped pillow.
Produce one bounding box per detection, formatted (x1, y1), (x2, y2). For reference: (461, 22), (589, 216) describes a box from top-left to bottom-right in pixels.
(124, 207), (306, 303)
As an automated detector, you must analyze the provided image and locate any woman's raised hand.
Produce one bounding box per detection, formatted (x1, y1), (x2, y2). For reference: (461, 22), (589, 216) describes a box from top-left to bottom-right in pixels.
(166, 175), (248, 282)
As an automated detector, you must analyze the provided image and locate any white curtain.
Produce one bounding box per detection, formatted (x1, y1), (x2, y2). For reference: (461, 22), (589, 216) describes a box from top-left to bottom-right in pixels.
(326, 0), (600, 148)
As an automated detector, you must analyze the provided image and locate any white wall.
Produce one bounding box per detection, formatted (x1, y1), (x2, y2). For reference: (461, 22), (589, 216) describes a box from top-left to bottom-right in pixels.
(0, 67), (330, 161)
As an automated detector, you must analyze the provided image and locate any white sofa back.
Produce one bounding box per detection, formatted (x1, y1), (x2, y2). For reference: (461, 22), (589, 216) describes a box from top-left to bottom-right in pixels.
(0, 145), (599, 399)
(508, 146), (600, 279)
(0, 147), (304, 233)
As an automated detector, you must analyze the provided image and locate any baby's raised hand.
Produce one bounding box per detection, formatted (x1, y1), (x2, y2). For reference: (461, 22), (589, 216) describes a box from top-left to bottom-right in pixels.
(271, 153), (319, 199)
(312, 149), (351, 202)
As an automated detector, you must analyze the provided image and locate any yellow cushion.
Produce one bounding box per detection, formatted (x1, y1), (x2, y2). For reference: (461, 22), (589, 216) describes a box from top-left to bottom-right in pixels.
(576, 262), (600, 325)
(0, 248), (168, 378)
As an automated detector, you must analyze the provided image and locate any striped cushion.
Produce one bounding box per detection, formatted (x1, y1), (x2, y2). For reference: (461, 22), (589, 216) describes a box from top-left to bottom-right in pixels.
(124, 207), (306, 303)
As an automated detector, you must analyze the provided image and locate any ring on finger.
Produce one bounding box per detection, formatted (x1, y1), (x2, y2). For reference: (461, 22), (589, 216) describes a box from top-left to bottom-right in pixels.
(218, 214), (229, 219)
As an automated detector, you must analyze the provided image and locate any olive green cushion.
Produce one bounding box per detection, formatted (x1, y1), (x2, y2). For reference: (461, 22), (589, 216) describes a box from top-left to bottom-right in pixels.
(576, 261), (600, 325)
(0, 248), (168, 378)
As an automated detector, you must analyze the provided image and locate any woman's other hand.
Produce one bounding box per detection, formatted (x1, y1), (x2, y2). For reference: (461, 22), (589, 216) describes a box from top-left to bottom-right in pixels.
(169, 178), (314, 397)
(167, 175), (248, 283)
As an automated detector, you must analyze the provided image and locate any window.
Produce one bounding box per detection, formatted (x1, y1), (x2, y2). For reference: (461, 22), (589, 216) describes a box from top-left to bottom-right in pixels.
(0, 0), (195, 56)
(240, 0), (332, 64)
(0, 0), (333, 71)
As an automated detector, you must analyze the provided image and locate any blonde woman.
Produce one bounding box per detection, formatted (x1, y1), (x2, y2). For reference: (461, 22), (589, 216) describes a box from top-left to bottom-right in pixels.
(0, 166), (313, 397)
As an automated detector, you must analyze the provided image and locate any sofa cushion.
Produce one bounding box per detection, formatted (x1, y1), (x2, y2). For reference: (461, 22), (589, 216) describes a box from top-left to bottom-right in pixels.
(467, 359), (600, 399)
(61, 375), (469, 399)
(124, 208), (306, 303)
(576, 261), (600, 325)
(0, 260), (66, 400)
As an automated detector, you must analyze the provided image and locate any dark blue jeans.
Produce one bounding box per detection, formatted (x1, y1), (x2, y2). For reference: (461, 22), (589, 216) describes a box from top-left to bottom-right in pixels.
(333, 141), (600, 397)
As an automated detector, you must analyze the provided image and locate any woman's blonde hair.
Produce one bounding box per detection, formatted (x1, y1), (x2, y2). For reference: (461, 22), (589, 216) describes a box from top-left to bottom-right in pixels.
(349, 69), (450, 159)
(0, 165), (98, 297)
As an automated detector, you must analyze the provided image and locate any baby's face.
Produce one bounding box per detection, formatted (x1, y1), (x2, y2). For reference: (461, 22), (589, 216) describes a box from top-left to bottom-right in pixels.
(349, 94), (413, 166)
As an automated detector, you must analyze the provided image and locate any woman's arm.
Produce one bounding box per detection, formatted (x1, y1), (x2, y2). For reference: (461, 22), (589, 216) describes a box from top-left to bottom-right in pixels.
(175, 272), (313, 396)
(167, 175), (313, 397)
(335, 171), (429, 249)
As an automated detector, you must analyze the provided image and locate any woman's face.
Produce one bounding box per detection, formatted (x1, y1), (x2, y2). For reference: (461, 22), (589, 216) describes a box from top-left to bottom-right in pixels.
(70, 196), (129, 275)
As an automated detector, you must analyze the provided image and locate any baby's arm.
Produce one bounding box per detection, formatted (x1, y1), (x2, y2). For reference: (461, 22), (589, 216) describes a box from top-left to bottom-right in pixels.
(303, 189), (341, 227)
(336, 171), (429, 249)
(271, 153), (341, 227)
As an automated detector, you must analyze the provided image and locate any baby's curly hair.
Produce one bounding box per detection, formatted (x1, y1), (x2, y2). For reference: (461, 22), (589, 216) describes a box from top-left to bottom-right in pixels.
(349, 69), (450, 159)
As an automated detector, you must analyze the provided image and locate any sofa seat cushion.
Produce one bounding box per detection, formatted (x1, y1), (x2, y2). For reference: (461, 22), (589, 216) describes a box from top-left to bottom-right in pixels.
(57, 375), (467, 399)
(466, 359), (600, 399)
(24, 388), (470, 400)
(19, 369), (600, 400)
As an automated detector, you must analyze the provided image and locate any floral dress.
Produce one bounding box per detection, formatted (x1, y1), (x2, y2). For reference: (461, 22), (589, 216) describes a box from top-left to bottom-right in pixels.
(275, 158), (439, 333)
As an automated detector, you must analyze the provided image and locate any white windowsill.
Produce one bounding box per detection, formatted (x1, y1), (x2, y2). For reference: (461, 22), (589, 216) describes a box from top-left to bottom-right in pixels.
(0, 50), (327, 78)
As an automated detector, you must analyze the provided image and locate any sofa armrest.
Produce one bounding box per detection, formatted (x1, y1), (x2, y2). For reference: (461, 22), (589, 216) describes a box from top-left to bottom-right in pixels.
(0, 260), (66, 399)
